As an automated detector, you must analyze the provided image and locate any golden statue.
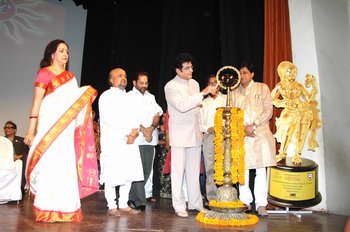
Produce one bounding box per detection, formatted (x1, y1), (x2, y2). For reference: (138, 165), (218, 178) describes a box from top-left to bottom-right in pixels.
(271, 61), (322, 164)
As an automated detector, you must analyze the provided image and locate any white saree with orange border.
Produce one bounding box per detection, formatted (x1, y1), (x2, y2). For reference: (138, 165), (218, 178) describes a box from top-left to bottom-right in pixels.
(26, 69), (99, 222)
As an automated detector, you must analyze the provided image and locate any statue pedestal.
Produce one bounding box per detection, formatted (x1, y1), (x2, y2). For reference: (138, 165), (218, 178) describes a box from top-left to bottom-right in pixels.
(268, 157), (322, 208)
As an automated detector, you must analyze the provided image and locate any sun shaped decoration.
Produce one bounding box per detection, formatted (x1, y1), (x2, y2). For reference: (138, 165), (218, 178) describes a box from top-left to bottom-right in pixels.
(0, 0), (45, 43)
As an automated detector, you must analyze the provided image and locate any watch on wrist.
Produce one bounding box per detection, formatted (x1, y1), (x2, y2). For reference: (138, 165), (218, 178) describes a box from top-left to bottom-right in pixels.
(253, 124), (257, 131)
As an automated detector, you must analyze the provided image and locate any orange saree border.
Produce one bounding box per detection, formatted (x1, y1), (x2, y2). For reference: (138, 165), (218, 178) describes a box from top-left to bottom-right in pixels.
(35, 82), (47, 89)
(46, 71), (74, 96)
(26, 86), (97, 193)
(33, 205), (83, 222)
(34, 71), (75, 96)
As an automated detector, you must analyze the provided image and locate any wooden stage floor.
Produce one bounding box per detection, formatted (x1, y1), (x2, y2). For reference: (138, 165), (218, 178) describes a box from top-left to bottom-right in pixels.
(0, 191), (348, 232)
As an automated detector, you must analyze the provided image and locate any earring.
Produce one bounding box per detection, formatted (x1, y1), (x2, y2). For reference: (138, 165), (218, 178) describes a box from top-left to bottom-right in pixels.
(63, 64), (66, 70)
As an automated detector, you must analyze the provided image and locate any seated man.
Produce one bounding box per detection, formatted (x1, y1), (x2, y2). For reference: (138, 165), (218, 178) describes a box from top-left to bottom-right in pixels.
(0, 136), (22, 204)
(3, 121), (29, 195)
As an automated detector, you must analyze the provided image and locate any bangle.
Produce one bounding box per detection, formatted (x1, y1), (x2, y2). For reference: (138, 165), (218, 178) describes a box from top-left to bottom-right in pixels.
(29, 116), (38, 119)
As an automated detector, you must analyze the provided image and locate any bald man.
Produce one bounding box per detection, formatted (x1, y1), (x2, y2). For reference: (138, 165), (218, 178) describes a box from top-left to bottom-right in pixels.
(99, 68), (144, 216)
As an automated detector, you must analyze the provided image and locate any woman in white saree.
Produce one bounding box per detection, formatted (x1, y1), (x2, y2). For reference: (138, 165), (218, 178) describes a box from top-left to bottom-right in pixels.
(24, 39), (99, 222)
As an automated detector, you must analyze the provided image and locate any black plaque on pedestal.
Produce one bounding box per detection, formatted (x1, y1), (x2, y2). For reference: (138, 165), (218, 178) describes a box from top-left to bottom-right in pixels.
(268, 157), (322, 208)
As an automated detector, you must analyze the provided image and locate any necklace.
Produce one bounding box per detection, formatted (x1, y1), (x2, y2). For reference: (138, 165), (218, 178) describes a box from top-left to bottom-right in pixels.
(48, 65), (65, 75)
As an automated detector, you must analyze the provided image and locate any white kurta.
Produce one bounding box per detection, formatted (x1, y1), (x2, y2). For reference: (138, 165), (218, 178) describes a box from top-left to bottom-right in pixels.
(99, 87), (143, 187)
(199, 93), (227, 133)
(127, 88), (163, 146)
(231, 80), (276, 169)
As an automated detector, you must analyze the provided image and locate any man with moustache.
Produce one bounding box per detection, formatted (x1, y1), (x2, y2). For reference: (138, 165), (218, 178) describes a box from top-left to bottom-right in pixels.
(230, 62), (276, 216)
(127, 71), (163, 210)
(99, 68), (144, 216)
(164, 53), (216, 217)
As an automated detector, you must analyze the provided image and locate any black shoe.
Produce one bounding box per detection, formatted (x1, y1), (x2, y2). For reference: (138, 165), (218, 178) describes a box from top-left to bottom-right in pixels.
(127, 200), (137, 210)
(127, 200), (146, 211)
(138, 205), (146, 211)
(187, 209), (199, 215)
(203, 201), (210, 210)
(146, 197), (157, 202)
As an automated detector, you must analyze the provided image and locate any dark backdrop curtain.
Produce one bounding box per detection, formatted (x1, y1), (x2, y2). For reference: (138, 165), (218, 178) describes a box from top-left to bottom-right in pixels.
(157, 0), (221, 109)
(219, 0), (264, 81)
(80, 0), (265, 115)
(80, 0), (164, 114)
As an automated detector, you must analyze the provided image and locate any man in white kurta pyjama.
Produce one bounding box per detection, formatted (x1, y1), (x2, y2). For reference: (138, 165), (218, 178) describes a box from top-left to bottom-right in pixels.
(99, 68), (143, 216)
(231, 62), (276, 216)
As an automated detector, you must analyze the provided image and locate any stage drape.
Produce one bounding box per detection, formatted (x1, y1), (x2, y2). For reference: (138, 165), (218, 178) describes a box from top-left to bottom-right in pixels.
(219, 0), (264, 81)
(157, 0), (221, 109)
(80, 0), (264, 112)
(263, 0), (293, 134)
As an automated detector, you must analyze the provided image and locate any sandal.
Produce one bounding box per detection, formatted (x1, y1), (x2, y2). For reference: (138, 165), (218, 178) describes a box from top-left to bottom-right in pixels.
(108, 208), (120, 217)
(119, 207), (141, 214)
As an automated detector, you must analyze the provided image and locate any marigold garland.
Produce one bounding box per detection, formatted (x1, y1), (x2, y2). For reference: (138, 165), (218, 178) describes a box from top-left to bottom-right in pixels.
(214, 108), (224, 185)
(237, 110), (245, 184)
(209, 200), (244, 208)
(196, 212), (259, 226)
(230, 108), (238, 184)
(213, 107), (245, 185)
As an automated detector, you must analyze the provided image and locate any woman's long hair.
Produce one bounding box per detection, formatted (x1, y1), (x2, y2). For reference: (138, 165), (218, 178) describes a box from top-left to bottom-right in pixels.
(40, 39), (69, 70)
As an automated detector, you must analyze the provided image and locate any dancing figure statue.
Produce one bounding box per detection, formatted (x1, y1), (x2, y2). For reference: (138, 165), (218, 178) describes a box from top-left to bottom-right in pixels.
(271, 61), (322, 164)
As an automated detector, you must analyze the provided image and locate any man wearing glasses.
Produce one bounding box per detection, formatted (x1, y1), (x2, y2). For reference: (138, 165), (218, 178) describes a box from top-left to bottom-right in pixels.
(3, 121), (29, 195)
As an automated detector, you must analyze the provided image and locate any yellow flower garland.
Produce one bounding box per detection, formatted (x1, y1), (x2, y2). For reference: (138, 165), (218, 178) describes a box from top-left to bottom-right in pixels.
(196, 212), (259, 226)
(237, 110), (245, 184)
(214, 108), (224, 185)
(213, 107), (245, 185)
(230, 108), (238, 184)
(209, 200), (244, 208)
